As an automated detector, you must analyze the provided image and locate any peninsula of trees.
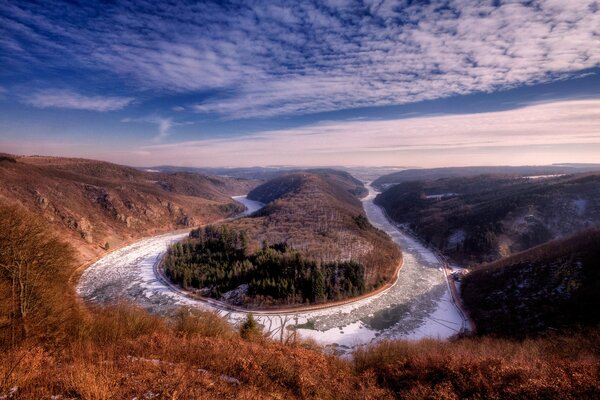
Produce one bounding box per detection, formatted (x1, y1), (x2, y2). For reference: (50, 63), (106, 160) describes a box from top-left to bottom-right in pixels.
(164, 170), (401, 307)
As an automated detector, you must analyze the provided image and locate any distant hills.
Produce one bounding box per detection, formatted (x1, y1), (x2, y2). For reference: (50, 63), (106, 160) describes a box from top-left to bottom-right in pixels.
(462, 228), (600, 337)
(147, 165), (406, 183)
(375, 172), (600, 263)
(146, 165), (293, 181)
(372, 164), (600, 189)
(0, 155), (258, 262)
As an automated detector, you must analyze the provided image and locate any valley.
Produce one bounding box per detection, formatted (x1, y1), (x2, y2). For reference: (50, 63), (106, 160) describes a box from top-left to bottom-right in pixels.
(77, 186), (469, 351)
(3, 3), (599, 396)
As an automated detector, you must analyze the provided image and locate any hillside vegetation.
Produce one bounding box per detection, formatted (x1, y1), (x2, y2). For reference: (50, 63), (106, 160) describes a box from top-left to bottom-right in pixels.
(462, 229), (600, 337)
(1, 190), (599, 399)
(375, 172), (600, 263)
(164, 170), (401, 307)
(372, 164), (600, 189)
(0, 155), (258, 262)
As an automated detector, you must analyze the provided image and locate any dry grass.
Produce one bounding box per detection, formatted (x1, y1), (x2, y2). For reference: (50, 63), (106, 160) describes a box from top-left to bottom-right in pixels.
(0, 305), (390, 399)
(2, 301), (599, 399)
(353, 331), (600, 399)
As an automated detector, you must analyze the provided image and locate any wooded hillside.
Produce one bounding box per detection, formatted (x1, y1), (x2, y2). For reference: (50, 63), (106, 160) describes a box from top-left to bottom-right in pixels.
(375, 172), (600, 263)
(462, 228), (600, 337)
(165, 170), (401, 307)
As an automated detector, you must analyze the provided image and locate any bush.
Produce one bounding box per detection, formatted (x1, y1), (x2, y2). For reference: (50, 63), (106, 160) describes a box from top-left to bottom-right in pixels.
(240, 313), (262, 341)
(173, 308), (233, 338)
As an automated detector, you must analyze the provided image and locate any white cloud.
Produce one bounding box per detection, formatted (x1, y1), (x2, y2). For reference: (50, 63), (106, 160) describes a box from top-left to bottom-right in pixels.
(24, 90), (133, 111)
(2, 1), (599, 118)
(122, 116), (190, 142)
(136, 99), (600, 166)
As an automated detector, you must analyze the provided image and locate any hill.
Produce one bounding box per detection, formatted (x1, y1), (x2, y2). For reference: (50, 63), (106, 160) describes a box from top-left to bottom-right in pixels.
(163, 170), (401, 307)
(461, 229), (600, 337)
(374, 172), (600, 263)
(372, 164), (600, 190)
(0, 155), (258, 262)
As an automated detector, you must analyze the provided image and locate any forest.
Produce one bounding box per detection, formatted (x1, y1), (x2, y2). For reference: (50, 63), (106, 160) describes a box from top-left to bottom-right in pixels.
(375, 172), (600, 262)
(163, 225), (367, 306)
(461, 228), (600, 337)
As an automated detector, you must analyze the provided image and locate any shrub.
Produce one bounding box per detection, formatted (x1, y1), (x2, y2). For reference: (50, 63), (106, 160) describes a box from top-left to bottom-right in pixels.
(240, 313), (262, 341)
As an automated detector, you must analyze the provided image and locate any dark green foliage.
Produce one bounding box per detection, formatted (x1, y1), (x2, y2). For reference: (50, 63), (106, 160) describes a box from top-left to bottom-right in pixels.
(239, 313), (262, 339)
(353, 214), (369, 230)
(164, 225), (367, 305)
(0, 155), (16, 163)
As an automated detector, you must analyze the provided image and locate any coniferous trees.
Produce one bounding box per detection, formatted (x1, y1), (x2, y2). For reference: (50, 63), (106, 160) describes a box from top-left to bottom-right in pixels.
(164, 225), (367, 305)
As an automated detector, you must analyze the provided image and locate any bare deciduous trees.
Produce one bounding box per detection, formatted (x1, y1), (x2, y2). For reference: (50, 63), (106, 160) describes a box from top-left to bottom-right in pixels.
(0, 203), (76, 347)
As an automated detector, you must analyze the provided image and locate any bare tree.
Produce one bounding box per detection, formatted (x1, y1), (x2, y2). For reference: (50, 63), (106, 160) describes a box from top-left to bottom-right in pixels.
(0, 203), (76, 347)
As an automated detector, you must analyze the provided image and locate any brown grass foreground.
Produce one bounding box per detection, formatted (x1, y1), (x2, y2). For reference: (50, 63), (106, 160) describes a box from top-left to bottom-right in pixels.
(2, 309), (599, 399)
(2, 204), (600, 399)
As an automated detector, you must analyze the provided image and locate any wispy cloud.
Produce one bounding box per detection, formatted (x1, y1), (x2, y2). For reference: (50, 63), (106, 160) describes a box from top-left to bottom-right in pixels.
(122, 116), (190, 142)
(135, 99), (600, 166)
(2, 1), (599, 118)
(24, 90), (133, 111)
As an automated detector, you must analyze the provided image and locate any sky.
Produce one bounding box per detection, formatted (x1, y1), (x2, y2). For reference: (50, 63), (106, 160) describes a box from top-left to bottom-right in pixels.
(0, 0), (599, 168)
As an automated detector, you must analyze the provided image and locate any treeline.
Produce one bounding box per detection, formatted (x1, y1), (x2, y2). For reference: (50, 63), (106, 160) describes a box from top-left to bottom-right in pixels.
(163, 225), (367, 305)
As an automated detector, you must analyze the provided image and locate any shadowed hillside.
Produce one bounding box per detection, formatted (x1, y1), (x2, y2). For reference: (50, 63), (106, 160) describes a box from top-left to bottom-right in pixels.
(375, 172), (600, 263)
(461, 229), (600, 337)
(0, 155), (258, 262)
(372, 164), (600, 190)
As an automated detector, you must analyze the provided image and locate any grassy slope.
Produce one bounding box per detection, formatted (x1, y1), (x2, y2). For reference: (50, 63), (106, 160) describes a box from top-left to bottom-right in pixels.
(0, 155), (258, 262)
(225, 170), (401, 289)
(461, 229), (600, 337)
(375, 172), (600, 262)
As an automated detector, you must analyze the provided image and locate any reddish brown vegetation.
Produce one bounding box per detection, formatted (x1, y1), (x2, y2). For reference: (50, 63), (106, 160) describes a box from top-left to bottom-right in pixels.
(354, 334), (600, 399)
(0, 155), (258, 263)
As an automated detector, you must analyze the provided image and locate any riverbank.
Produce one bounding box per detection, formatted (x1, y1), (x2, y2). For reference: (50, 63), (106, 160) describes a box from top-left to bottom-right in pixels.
(77, 189), (470, 351)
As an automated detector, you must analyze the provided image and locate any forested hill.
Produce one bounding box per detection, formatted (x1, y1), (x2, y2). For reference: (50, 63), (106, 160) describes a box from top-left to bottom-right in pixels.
(372, 164), (600, 189)
(247, 169), (367, 204)
(0, 154), (258, 262)
(375, 172), (600, 263)
(462, 228), (600, 337)
(164, 170), (401, 307)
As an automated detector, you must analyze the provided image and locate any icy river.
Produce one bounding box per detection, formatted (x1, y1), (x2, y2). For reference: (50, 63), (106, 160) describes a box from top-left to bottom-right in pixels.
(77, 186), (467, 352)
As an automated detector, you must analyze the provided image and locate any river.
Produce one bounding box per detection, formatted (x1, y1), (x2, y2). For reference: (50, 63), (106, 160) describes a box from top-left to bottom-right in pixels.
(77, 188), (466, 352)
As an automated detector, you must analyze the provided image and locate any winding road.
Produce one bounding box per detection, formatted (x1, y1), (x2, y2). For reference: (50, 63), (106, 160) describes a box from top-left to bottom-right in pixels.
(77, 185), (473, 352)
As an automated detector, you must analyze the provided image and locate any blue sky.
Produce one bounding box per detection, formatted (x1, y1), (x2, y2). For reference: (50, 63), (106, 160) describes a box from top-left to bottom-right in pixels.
(0, 0), (599, 167)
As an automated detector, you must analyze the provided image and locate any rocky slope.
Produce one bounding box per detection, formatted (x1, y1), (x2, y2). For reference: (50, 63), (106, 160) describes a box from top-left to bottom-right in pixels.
(0, 155), (258, 263)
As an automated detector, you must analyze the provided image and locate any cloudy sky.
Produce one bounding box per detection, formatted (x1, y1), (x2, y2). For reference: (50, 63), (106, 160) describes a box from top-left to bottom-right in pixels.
(0, 0), (599, 167)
